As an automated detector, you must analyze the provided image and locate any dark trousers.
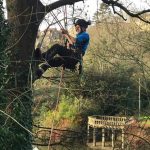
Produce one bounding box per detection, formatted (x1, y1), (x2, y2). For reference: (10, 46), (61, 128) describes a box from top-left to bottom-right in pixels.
(39, 44), (82, 73)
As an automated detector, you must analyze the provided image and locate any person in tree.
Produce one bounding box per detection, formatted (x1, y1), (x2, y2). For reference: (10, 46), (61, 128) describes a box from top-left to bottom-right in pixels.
(34, 19), (91, 78)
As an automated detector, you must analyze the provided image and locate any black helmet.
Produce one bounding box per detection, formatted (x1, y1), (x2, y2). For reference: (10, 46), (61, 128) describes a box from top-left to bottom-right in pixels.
(74, 19), (91, 28)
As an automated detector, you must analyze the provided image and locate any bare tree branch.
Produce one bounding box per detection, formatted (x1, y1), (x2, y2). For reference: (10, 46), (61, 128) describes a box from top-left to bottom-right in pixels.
(44, 0), (84, 14)
(112, 5), (127, 21)
(102, 0), (150, 23)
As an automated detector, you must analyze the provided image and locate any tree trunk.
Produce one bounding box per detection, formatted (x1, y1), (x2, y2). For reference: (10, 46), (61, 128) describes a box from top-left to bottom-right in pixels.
(5, 0), (83, 149)
(5, 0), (44, 149)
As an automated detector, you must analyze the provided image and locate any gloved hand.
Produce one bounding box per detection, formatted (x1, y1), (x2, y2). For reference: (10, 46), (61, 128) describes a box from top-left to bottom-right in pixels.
(61, 29), (68, 35)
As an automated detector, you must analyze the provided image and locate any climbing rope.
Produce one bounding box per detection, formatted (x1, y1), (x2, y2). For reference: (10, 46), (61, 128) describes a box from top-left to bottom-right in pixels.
(50, 10), (68, 47)
(50, 11), (64, 30)
(48, 66), (64, 150)
(63, 5), (68, 29)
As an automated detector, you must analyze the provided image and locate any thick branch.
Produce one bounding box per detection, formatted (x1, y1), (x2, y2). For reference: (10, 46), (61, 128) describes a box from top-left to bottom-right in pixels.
(45, 0), (83, 13)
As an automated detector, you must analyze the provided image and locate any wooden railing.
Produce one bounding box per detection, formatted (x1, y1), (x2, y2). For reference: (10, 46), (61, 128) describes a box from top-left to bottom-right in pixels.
(88, 115), (126, 129)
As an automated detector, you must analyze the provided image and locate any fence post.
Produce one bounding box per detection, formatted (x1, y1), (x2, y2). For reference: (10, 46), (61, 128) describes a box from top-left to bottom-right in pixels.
(122, 129), (125, 149)
(112, 129), (114, 148)
(102, 128), (105, 148)
(87, 125), (90, 144)
(93, 127), (96, 146)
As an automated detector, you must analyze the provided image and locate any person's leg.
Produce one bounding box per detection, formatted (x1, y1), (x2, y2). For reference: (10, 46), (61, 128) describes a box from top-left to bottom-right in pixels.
(36, 57), (64, 78)
(35, 44), (76, 62)
(36, 63), (49, 78)
(42, 44), (69, 60)
(34, 44), (64, 60)
(48, 57), (64, 67)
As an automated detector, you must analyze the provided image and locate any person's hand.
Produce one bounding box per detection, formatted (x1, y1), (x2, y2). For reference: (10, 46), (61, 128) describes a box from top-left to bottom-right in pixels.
(61, 29), (68, 35)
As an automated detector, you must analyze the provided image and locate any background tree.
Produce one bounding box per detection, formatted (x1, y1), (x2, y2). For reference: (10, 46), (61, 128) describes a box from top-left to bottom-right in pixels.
(3, 0), (150, 149)
(93, 2), (112, 22)
(102, 0), (150, 24)
(0, 0), (11, 149)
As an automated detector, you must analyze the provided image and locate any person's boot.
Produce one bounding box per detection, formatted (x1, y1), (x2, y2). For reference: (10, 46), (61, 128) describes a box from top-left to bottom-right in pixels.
(34, 48), (42, 60)
(36, 63), (50, 79)
(36, 68), (43, 79)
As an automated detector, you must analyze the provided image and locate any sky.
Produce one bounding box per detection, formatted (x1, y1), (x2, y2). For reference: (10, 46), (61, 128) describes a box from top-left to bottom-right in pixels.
(3, 0), (150, 30)
(39, 0), (101, 30)
(39, 0), (150, 30)
(40, 0), (150, 16)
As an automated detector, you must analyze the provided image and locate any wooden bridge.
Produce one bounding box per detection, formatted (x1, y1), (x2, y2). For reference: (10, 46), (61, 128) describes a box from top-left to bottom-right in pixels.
(87, 115), (127, 149)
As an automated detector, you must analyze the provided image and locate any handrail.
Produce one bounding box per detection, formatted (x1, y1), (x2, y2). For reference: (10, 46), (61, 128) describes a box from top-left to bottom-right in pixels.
(88, 115), (126, 129)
